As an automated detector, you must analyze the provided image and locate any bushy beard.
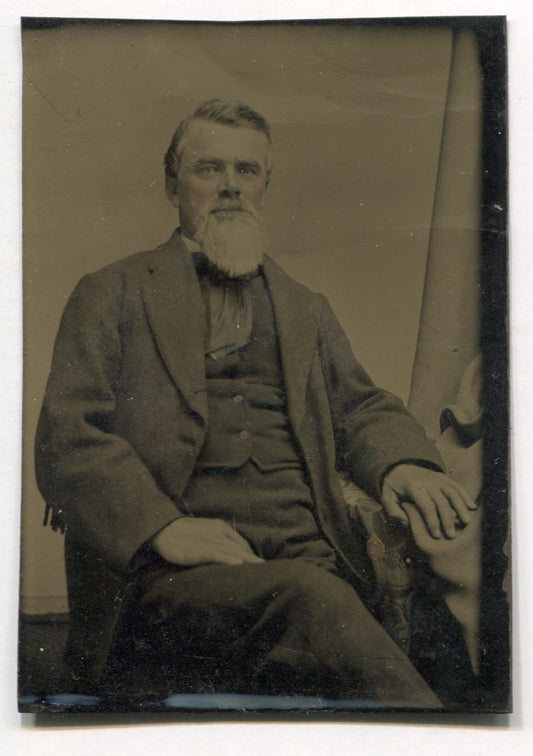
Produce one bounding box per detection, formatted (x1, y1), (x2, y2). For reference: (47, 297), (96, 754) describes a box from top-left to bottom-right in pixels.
(193, 198), (267, 279)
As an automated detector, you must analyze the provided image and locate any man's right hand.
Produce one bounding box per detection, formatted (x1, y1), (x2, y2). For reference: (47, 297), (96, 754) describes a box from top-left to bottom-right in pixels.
(151, 517), (265, 567)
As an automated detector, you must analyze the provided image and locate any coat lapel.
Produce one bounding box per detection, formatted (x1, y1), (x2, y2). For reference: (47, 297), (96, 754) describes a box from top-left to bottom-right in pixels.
(141, 230), (208, 423)
(140, 240), (318, 429)
(263, 256), (319, 432)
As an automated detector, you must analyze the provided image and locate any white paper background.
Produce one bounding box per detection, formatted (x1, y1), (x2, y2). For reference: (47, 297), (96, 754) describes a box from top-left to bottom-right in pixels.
(1, 1), (531, 753)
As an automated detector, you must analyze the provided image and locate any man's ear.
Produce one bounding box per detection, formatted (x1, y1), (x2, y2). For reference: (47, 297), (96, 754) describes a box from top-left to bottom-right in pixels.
(165, 175), (180, 209)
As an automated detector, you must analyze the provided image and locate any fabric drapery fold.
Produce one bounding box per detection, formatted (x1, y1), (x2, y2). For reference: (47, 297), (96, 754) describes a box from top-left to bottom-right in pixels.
(408, 30), (482, 437)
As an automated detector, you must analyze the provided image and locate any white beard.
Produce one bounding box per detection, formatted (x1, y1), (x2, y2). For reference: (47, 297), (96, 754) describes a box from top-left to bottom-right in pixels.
(193, 199), (267, 278)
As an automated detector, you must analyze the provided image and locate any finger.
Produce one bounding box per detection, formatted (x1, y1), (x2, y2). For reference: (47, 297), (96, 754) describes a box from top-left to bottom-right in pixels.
(431, 493), (459, 539)
(203, 520), (253, 553)
(217, 521), (258, 550)
(207, 531), (263, 562)
(239, 552), (266, 564)
(402, 504), (438, 552)
(441, 487), (472, 525)
(206, 549), (265, 566)
(175, 549), (243, 567)
(443, 478), (478, 510)
(215, 522), (266, 561)
(222, 530), (263, 559)
(409, 490), (442, 539)
(381, 490), (409, 525)
(207, 552), (246, 566)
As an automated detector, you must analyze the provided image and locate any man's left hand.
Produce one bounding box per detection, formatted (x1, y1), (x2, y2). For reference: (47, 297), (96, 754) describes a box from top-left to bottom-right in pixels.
(381, 464), (477, 539)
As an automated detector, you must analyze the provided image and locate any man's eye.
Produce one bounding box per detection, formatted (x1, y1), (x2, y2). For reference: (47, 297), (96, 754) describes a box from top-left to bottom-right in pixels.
(239, 165), (259, 176)
(196, 164), (218, 175)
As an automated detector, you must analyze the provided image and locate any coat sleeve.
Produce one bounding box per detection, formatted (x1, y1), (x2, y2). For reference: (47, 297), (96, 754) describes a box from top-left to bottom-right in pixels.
(315, 294), (444, 500)
(35, 271), (184, 571)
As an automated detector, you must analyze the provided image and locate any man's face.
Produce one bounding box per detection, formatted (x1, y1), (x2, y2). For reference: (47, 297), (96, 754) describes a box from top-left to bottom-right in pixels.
(170, 119), (270, 240)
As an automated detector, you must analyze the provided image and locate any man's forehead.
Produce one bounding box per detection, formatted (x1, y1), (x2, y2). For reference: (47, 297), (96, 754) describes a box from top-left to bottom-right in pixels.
(181, 118), (270, 162)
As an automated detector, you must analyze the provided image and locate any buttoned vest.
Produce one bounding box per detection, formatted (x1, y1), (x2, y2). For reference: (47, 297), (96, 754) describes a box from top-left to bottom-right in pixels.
(184, 270), (338, 568)
(195, 273), (302, 472)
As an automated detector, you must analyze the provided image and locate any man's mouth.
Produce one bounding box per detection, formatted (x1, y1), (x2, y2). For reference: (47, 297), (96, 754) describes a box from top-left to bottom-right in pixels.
(210, 207), (244, 214)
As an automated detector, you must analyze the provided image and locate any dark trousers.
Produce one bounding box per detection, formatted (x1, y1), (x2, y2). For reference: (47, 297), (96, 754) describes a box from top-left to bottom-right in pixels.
(108, 557), (442, 708)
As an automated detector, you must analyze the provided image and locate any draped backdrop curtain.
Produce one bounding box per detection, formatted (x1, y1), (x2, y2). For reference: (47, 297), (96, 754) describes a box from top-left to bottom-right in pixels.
(408, 30), (482, 436)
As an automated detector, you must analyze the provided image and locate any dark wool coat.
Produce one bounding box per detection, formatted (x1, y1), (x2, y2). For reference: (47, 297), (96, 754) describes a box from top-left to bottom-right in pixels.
(35, 230), (443, 683)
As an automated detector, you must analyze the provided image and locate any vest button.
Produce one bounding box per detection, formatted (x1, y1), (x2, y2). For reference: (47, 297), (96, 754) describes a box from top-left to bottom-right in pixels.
(232, 394), (244, 404)
(237, 430), (249, 440)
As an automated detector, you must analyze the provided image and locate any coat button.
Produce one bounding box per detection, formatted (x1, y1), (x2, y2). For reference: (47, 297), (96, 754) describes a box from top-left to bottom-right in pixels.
(238, 430), (249, 440)
(232, 394), (244, 404)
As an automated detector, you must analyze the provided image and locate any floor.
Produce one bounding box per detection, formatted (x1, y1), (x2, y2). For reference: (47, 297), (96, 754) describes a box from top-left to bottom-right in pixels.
(18, 614), (72, 699)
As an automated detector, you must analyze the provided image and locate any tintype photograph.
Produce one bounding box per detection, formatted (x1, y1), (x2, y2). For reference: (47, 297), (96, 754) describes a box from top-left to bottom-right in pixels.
(19, 16), (509, 714)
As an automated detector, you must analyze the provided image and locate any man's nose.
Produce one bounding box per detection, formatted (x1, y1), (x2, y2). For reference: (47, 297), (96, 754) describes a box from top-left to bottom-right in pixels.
(218, 168), (241, 199)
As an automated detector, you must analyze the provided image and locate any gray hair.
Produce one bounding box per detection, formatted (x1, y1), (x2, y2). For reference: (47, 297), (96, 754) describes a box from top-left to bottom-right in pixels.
(164, 99), (272, 185)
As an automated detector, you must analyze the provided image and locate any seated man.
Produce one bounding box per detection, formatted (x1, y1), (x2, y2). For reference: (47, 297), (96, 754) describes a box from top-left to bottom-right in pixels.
(36, 99), (476, 708)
